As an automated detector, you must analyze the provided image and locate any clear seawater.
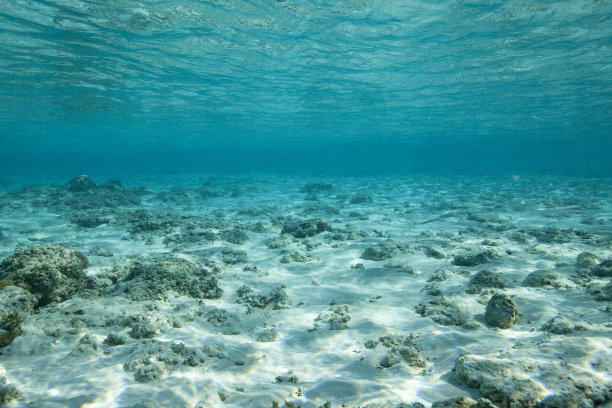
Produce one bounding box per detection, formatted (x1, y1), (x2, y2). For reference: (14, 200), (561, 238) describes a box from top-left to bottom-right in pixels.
(1, 2), (612, 408)
(1, 0), (611, 177)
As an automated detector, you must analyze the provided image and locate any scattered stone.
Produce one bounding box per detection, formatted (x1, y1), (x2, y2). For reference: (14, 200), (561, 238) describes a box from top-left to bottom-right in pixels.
(315, 304), (351, 330)
(66, 175), (96, 192)
(206, 309), (241, 335)
(104, 332), (128, 346)
(432, 397), (498, 408)
(591, 280), (612, 301)
(275, 373), (298, 383)
(424, 245), (447, 259)
(0, 285), (36, 347)
(455, 354), (611, 408)
(592, 259), (612, 278)
(469, 270), (508, 289)
(115, 256), (222, 301)
(415, 298), (478, 329)
(280, 249), (313, 263)
(484, 294), (519, 329)
(576, 252), (600, 272)
(237, 285), (292, 311)
(452, 249), (499, 267)
(281, 218), (332, 238)
(266, 234), (294, 249)
(220, 228), (249, 245)
(123, 339), (206, 382)
(361, 241), (396, 261)
(221, 248), (248, 264)
(349, 193), (371, 204)
(0, 365), (19, 406)
(428, 268), (454, 282)
(523, 270), (563, 288)
(89, 246), (113, 257)
(301, 183), (333, 193)
(71, 216), (108, 228)
(541, 316), (586, 334)
(0, 245), (88, 307)
(254, 328), (279, 342)
(129, 321), (159, 339)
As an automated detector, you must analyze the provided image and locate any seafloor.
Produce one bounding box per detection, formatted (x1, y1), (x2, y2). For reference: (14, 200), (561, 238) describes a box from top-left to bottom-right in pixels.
(0, 173), (610, 408)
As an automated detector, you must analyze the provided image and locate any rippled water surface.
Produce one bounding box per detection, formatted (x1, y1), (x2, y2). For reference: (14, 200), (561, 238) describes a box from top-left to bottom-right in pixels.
(1, 0), (611, 172)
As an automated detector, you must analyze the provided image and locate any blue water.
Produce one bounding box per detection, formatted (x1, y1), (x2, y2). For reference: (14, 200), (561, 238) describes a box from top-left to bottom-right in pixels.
(1, 0), (612, 175)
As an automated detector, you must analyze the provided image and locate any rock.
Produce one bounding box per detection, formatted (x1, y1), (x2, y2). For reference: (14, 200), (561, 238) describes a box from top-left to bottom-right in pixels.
(206, 309), (241, 335)
(576, 252), (599, 271)
(129, 321), (159, 339)
(349, 193), (371, 204)
(428, 268), (455, 282)
(469, 270), (508, 289)
(484, 294), (519, 329)
(71, 216), (108, 228)
(455, 354), (611, 408)
(0, 245), (88, 307)
(455, 355), (546, 407)
(592, 259), (612, 277)
(254, 328), (279, 342)
(523, 270), (563, 288)
(221, 248), (248, 264)
(115, 256), (222, 301)
(301, 183), (333, 193)
(0, 286), (36, 347)
(219, 228), (249, 245)
(431, 397), (476, 408)
(104, 332), (128, 346)
(123, 339), (207, 382)
(361, 241), (396, 261)
(315, 304), (351, 330)
(65, 175), (97, 192)
(591, 280), (612, 301)
(266, 234), (294, 249)
(432, 397), (498, 408)
(415, 298), (477, 329)
(281, 218), (332, 238)
(541, 316), (586, 334)
(280, 249), (313, 263)
(0, 365), (19, 406)
(452, 249), (499, 267)
(424, 245), (447, 259)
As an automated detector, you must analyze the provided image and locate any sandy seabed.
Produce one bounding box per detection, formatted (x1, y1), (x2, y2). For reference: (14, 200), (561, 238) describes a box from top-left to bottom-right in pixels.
(0, 173), (610, 408)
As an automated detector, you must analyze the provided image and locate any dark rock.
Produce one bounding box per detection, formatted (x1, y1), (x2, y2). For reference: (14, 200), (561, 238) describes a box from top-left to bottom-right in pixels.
(0, 286), (36, 347)
(592, 259), (612, 277)
(280, 249), (313, 263)
(484, 294), (519, 329)
(0, 368), (19, 406)
(349, 193), (371, 204)
(281, 218), (332, 238)
(66, 175), (97, 192)
(424, 245), (447, 259)
(116, 256), (222, 301)
(541, 316), (586, 334)
(452, 249), (499, 267)
(431, 397), (477, 408)
(221, 248), (248, 264)
(0, 245), (88, 307)
(315, 304), (351, 330)
(71, 216), (108, 228)
(455, 354), (611, 408)
(415, 298), (477, 329)
(523, 270), (563, 288)
(469, 270), (508, 289)
(361, 241), (396, 261)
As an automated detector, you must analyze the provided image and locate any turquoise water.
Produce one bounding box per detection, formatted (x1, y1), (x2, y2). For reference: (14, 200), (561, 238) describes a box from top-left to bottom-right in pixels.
(1, 0), (612, 175)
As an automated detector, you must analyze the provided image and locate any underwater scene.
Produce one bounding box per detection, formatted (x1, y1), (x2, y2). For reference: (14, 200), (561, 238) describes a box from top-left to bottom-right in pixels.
(0, 1), (611, 407)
